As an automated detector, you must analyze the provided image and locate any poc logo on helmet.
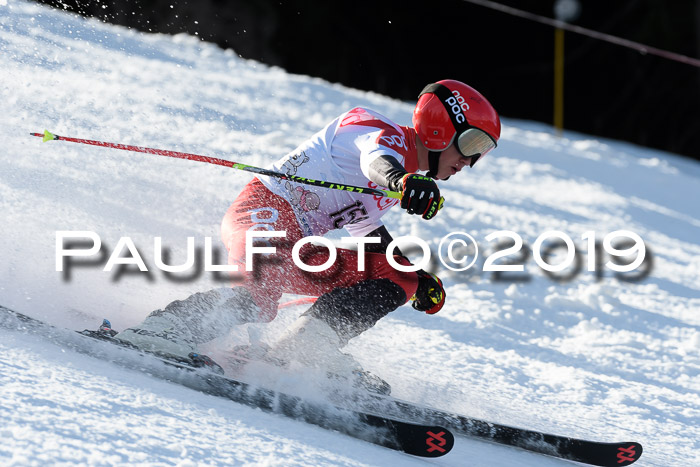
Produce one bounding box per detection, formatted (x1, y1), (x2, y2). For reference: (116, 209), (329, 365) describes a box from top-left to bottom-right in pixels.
(445, 90), (470, 124)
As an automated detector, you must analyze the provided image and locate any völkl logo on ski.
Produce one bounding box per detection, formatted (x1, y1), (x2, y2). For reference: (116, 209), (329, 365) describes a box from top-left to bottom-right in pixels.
(616, 445), (638, 464)
(425, 430), (448, 453)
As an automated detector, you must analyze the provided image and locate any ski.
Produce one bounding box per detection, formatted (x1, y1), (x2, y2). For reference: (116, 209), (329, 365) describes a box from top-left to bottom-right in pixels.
(0, 306), (453, 458)
(362, 395), (642, 466)
(222, 346), (643, 466)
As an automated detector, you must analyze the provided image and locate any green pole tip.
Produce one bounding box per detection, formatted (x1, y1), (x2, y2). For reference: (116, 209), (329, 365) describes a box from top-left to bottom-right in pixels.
(42, 130), (56, 142)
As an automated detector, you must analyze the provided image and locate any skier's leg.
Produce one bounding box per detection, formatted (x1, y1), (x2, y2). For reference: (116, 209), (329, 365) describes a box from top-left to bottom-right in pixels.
(221, 178), (421, 392)
(220, 177), (303, 322)
(265, 276), (408, 394)
(116, 178), (284, 358)
(262, 248), (418, 394)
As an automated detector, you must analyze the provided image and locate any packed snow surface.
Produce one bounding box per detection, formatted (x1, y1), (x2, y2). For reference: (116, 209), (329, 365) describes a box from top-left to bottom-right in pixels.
(1, 1), (699, 465)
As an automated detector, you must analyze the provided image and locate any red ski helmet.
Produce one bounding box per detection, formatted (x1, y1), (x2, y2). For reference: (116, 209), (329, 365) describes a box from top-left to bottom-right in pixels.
(413, 79), (500, 175)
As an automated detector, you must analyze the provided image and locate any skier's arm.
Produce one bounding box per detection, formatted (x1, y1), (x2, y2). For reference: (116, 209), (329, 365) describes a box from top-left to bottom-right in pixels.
(366, 155), (442, 220)
(365, 155), (407, 192)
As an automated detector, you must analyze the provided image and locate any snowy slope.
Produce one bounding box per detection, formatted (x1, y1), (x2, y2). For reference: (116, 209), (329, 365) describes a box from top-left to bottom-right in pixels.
(1, 1), (699, 465)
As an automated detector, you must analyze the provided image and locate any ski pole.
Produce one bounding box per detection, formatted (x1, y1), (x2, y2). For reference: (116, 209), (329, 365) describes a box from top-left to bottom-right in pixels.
(30, 130), (405, 200)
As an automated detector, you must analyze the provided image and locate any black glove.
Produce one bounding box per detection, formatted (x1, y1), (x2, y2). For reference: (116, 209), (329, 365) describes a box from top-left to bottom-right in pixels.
(411, 270), (445, 314)
(400, 174), (444, 220)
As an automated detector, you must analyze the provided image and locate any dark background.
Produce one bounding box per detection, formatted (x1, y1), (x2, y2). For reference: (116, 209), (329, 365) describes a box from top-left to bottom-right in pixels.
(34, 0), (700, 161)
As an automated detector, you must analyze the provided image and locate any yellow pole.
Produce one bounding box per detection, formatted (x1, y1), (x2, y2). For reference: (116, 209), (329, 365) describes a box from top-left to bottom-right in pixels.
(554, 27), (564, 135)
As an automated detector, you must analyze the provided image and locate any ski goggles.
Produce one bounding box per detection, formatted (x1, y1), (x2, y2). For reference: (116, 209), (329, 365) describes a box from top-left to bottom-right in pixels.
(455, 127), (497, 167)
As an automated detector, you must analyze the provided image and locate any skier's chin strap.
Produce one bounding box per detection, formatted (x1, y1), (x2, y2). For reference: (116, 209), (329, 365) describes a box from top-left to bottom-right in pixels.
(426, 150), (449, 181)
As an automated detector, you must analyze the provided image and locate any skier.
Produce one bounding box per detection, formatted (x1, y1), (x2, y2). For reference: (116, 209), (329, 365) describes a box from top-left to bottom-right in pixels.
(115, 79), (501, 393)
